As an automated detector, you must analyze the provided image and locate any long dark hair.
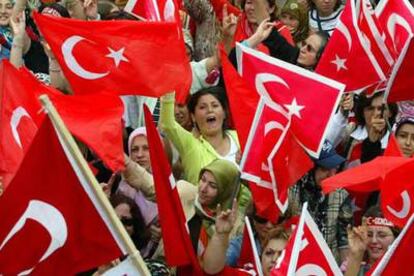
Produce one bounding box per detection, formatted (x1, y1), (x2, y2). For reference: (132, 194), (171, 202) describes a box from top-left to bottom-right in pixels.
(355, 92), (398, 127)
(110, 193), (150, 250)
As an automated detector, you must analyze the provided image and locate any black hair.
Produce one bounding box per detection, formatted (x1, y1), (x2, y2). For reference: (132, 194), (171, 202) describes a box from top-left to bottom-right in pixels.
(103, 10), (138, 20)
(187, 86), (230, 131)
(314, 30), (330, 61)
(355, 91), (398, 127)
(395, 118), (414, 135)
(110, 193), (150, 250)
(38, 3), (71, 18)
(240, 0), (278, 21)
(310, 0), (342, 13)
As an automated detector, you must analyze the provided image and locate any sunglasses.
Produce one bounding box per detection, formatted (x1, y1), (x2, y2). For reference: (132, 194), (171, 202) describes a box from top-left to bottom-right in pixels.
(121, 217), (135, 226)
(253, 215), (269, 224)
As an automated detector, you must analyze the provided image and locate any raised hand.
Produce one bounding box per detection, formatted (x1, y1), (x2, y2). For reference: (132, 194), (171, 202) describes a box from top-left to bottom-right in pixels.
(10, 12), (26, 38)
(215, 199), (238, 235)
(347, 225), (368, 258)
(84, 0), (98, 20)
(222, 4), (239, 39)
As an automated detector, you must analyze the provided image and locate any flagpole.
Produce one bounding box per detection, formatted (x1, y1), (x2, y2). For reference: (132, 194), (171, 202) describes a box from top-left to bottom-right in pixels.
(39, 94), (150, 276)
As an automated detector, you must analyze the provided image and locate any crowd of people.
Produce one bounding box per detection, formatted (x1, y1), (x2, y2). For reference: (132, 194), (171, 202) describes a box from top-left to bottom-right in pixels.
(1, 0), (414, 275)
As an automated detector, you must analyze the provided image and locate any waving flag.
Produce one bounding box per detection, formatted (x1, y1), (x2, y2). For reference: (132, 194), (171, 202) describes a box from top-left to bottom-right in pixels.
(384, 37), (414, 103)
(0, 61), (45, 188)
(375, 0), (414, 55)
(33, 12), (191, 102)
(381, 159), (414, 228)
(316, 0), (386, 92)
(0, 118), (126, 275)
(271, 203), (342, 276)
(237, 217), (263, 275)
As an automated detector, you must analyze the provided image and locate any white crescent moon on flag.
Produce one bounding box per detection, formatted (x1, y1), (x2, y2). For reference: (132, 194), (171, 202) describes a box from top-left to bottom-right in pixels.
(10, 106), (34, 148)
(261, 121), (285, 172)
(62, 35), (110, 80)
(0, 200), (68, 275)
(255, 73), (290, 117)
(387, 190), (411, 219)
(387, 14), (413, 43)
(337, 19), (352, 52)
(296, 264), (327, 276)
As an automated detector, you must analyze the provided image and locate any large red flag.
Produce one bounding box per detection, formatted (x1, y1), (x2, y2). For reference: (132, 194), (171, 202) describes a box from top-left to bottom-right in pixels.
(237, 43), (344, 157)
(367, 212), (414, 276)
(124, 0), (181, 22)
(384, 37), (414, 103)
(143, 106), (202, 273)
(49, 93), (125, 173)
(271, 204), (342, 276)
(375, 0), (414, 55)
(0, 61), (45, 188)
(0, 117), (126, 275)
(316, 0), (386, 92)
(33, 12), (191, 102)
(356, 0), (396, 76)
(380, 159), (414, 228)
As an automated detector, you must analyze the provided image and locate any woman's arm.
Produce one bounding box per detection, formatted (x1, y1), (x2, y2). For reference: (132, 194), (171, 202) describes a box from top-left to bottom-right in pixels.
(344, 226), (368, 276)
(9, 12), (30, 68)
(203, 200), (238, 274)
(122, 155), (156, 201)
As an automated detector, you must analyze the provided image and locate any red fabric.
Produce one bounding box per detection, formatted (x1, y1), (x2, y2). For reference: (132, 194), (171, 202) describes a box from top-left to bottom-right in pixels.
(237, 219), (260, 274)
(0, 61), (45, 188)
(367, 212), (414, 276)
(316, 0), (386, 92)
(380, 159), (414, 228)
(384, 134), (404, 157)
(33, 12), (191, 103)
(209, 0), (241, 21)
(143, 106), (202, 273)
(125, 0), (181, 22)
(357, 0), (396, 76)
(271, 207), (341, 276)
(17, 66), (126, 173)
(375, 0), (414, 56)
(239, 44), (343, 156)
(385, 37), (414, 103)
(0, 118), (123, 275)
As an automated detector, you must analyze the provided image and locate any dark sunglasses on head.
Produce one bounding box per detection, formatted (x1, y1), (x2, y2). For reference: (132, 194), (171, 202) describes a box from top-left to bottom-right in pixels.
(121, 217), (135, 226)
(253, 215), (269, 224)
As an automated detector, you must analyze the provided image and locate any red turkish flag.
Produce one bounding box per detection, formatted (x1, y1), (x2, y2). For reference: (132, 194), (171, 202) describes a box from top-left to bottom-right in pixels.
(33, 12), (191, 102)
(321, 156), (409, 194)
(384, 134), (404, 157)
(0, 117), (126, 275)
(237, 43), (344, 157)
(316, 0), (386, 92)
(367, 212), (414, 276)
(271, 204), (341, 276)
(48, 93), (125, 173)
(380, 159), (414, 228)
(375, 0), (414, 55)
(125, 0), (181, 22)
(356, 0), (396, 76)
(237, 217), (263, 275)
(385, 37), (414, 102)
(143, 106), (202, 273)
(0, 61), (45, 188)
(209, 0), (241, 21)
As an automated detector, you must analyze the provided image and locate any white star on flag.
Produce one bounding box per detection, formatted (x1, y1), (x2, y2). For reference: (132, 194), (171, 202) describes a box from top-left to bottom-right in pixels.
(284, 98), (305, 119)
(106, 47), (129, 67)
(331, 54), (347, 72)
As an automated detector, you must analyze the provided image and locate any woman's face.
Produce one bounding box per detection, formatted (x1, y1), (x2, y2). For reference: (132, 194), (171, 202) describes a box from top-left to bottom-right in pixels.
(312, 0), (337, 17)
(261, 238), (287, 276)
(174, 103), (192, 131)
(0, 0), (12, 26)
(281, 13), (300, 33)
(130, 135), (151, 172)
(191, 94), (225, 137)
(198, 170), (218, 207)
(396, 123), (414, 157)
(244, 0), (273, 25)
(115, 203), (134, 236)
(253, 217), (278, 242)
(297, 34), (322, 68)
(366, 225), (395, 263)
(363, 96), (383, 129)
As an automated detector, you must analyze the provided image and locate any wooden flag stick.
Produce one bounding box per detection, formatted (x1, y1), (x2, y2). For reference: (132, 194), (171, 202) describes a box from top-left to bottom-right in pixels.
(39, 94), (150, 275)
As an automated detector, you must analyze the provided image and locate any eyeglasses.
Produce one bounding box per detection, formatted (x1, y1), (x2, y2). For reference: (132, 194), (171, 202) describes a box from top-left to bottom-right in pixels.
(302, 41), (316, 53)
(121, 217), (135, 226)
